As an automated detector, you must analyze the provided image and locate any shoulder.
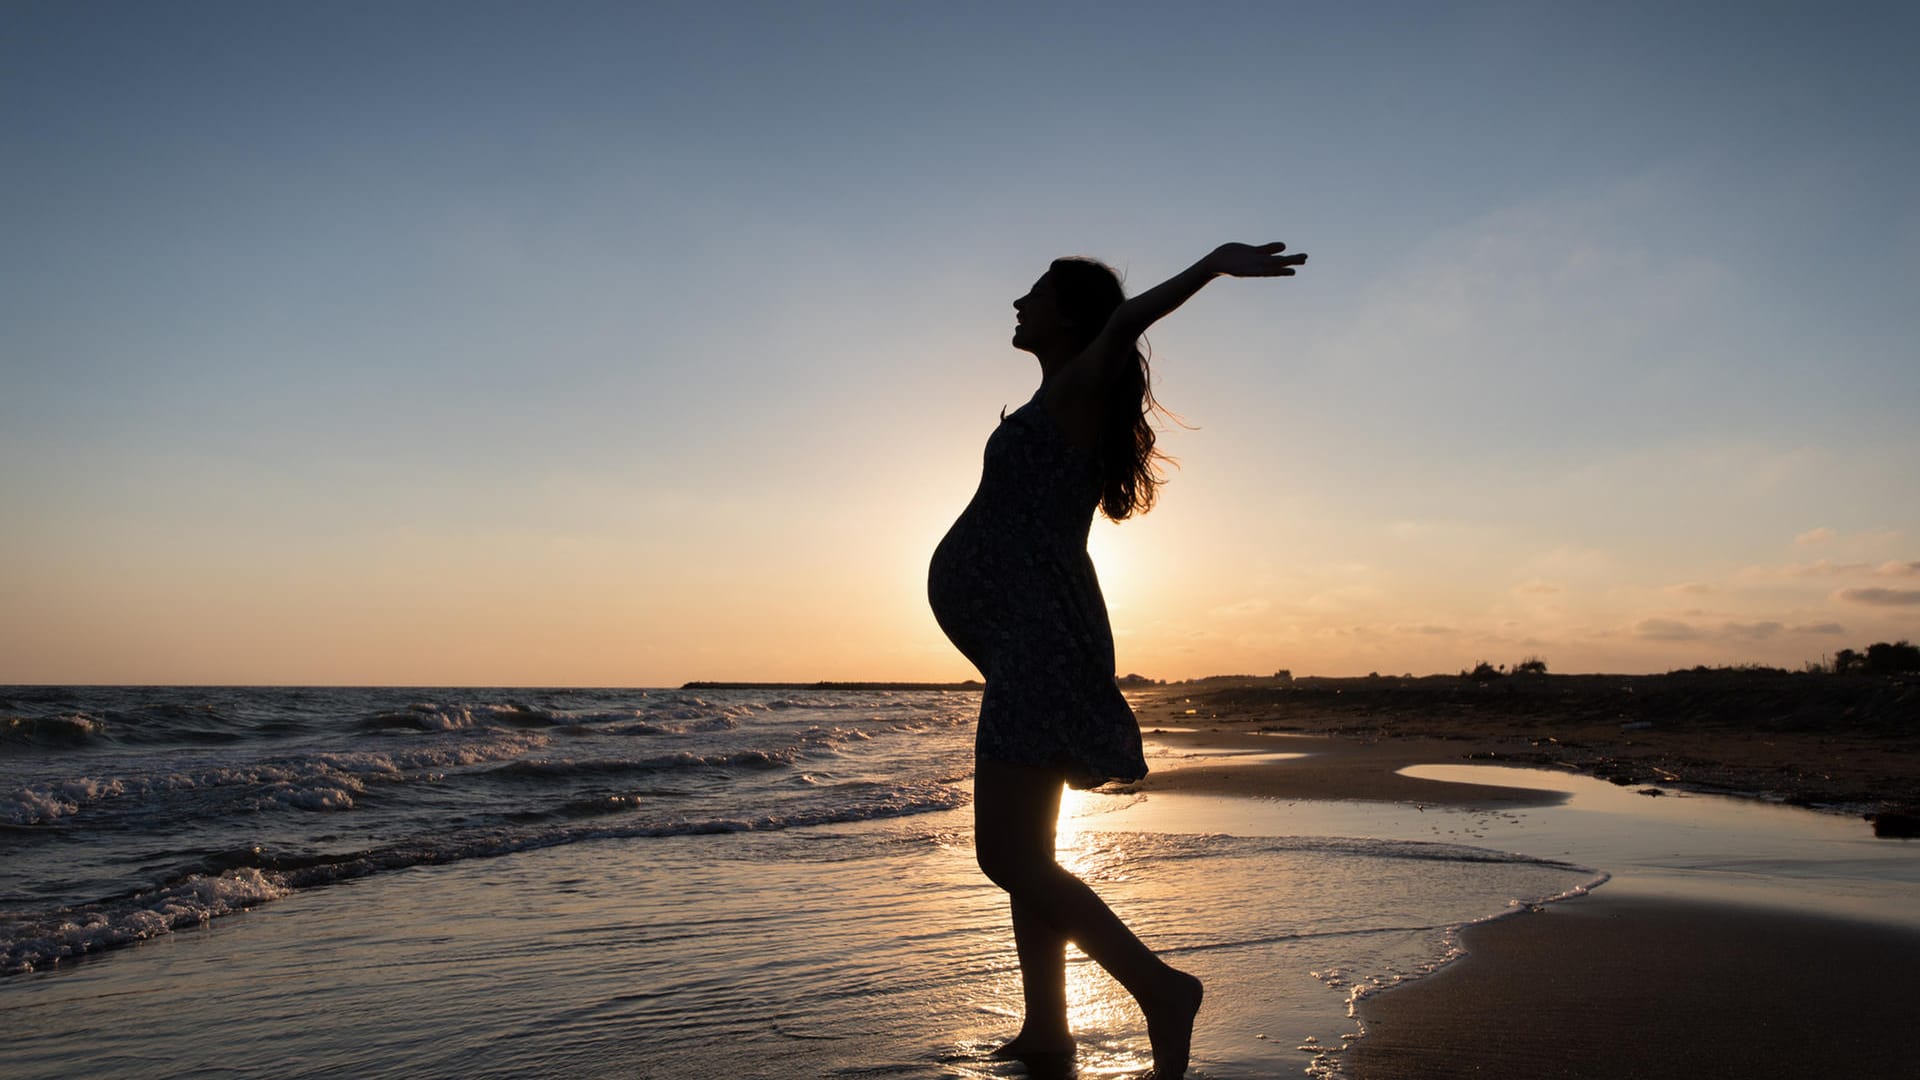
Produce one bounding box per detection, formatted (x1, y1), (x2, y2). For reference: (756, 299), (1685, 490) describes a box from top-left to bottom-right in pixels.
(1040, 342), (1127, 455)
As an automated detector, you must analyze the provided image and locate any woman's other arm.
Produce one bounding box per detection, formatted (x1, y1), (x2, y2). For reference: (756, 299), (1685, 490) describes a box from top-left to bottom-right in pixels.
(1068, 242), (1307, 386)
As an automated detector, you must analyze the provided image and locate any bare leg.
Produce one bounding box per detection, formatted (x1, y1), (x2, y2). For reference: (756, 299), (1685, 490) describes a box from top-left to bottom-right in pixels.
(987, 769), (1072, 1060)
(990, 898), (1073, 1057)
(975, 757), (1203, 1078)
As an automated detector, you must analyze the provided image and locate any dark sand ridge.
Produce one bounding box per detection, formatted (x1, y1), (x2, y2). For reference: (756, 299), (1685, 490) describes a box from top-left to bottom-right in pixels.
(1121, 677), (1920, 1080)
(1116, 729), (1575, 808)
(1131, 673), (1920, 816)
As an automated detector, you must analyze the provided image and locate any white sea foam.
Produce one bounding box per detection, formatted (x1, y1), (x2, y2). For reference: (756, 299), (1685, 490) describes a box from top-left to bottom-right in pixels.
(5, 776), (130, 824)
(1, 868), (293, 974)
(252, 779), (363, 812)
(4, 730), (554, 824)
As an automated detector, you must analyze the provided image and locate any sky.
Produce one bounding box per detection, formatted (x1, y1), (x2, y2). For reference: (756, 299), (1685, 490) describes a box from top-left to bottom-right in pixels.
(3, 1), (1917, 686)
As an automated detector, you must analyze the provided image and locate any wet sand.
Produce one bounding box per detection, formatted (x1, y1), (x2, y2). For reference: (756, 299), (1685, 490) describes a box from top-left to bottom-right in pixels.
(1123, 682), (1920, 1080)
(1347, 894), (1920, 1080)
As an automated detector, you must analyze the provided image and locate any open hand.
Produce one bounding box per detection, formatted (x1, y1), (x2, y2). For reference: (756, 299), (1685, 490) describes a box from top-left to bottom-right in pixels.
(1205, 241), (1308, 278)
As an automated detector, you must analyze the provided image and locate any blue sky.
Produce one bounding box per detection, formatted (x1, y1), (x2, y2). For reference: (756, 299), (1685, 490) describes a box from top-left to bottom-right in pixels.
(4, 2), (1916, 683)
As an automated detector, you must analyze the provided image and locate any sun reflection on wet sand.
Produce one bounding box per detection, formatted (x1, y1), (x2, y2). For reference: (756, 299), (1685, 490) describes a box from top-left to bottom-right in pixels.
(1046, 786), (1155, 1072)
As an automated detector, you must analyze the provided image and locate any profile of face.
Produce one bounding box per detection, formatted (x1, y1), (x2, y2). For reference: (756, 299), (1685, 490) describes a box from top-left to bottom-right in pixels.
(1011, 272), (1071, 355)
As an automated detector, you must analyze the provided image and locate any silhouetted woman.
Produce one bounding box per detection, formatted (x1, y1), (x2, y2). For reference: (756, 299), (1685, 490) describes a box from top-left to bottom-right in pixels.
(928, 242), (1307, 1077)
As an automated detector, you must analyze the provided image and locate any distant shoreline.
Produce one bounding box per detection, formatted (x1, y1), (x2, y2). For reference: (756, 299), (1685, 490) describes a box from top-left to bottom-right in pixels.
(681, 680), (983, 691)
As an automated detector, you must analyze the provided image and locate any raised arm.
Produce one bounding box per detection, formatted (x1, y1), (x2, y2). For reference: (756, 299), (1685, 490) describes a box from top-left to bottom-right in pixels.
(1070, 242), (1307, 385)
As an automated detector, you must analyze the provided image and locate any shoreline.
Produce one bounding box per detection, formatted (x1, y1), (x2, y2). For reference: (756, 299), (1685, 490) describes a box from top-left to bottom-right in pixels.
(1121, 698), (1920, 1079)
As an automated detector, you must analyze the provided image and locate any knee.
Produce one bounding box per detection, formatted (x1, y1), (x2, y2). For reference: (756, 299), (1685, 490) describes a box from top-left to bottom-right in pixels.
(976, 839), (1051, 896)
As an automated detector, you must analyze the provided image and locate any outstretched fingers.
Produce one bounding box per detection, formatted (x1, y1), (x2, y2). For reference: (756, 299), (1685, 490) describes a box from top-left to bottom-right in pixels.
(1259, 242), (1308, 276)
(1248, 253), (1307, 277)
(1211, 240), (1309, 277)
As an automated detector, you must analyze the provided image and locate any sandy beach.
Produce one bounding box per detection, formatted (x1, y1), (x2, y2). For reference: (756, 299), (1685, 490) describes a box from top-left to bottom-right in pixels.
(1347, 894), (1920, 1080)
(1115, 678), (1920, 1079)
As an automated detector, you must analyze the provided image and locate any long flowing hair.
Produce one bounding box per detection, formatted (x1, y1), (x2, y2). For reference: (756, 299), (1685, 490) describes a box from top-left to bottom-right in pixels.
(1048, 257), (1168, 520)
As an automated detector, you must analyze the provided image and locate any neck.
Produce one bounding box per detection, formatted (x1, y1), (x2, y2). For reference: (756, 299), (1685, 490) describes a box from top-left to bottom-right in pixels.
(1033, 347), (1074, 383)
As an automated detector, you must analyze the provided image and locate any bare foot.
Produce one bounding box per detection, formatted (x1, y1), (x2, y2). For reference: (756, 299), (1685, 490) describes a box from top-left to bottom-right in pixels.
(1142, 968), (1203, 1079)
(990, 1028), (1076, 1060)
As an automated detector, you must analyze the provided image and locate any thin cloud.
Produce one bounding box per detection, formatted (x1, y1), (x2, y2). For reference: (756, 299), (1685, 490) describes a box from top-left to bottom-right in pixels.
(1876, 560), (1920, 578)
(1664, 582), (1714, 595)
(1836, 587), (1920, 607)
(1209, 598), (1273, 618)
(1736, 560), (1870, 582)
(1790, 622), (1846, 635)
(1795, 527), (1836, 546)
(1719, 621), (1783, 641)
(1634, 618), (1701, 641)
(1527, 546), (1614, 576)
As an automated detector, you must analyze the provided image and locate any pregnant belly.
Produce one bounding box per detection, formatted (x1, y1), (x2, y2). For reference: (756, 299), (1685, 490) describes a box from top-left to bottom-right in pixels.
(928, 518), (1017, 670)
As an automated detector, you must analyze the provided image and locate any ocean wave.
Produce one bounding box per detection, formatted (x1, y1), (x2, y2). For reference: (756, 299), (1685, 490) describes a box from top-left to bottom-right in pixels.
(3, 730), (553, 825)
(557, 709), (734, 731)
(1, 713), (105, 748)
(505, 793), (647, 823)
(106, 702), (254, 746)
(1, 868), (292, 974)
(594, 715), (739, 737)
(358, 701), (557, 732)
(595, 720), (683, 737)
(488, 748), (799, 782)
(4, 777), (129, 824)
(343, 691), (971, 740)
(0, 705), (253, 749)
(765, 698), (866, 711)
(0, 780), (970, 975)
(307, 730), (551, 774)
(636, 696), (762, 724)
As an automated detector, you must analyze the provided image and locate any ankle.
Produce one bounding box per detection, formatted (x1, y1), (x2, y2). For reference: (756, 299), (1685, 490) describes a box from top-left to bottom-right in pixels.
(1015, 1018), (1072, 1041)
(1144, 966), (1200, 1007)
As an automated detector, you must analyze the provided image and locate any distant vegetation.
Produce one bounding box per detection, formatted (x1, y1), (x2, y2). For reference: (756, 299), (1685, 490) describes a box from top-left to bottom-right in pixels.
(681, 680), (983, 691)
(1669, 663), (1795, 676)
(1829, 640), (1920, 675)
(1458, 656), (1548, 680)
(1661, 641), (1920, 678)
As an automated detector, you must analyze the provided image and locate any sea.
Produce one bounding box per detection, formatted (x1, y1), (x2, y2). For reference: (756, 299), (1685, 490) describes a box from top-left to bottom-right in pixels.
(1, 686), (1611, 1078)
